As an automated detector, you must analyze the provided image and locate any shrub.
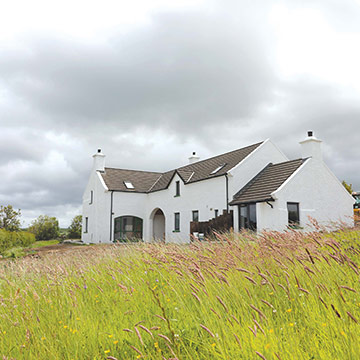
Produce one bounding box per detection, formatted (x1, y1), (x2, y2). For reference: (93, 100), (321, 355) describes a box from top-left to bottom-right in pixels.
(28, 215), (60, 240)
(0, 229), (35, 253)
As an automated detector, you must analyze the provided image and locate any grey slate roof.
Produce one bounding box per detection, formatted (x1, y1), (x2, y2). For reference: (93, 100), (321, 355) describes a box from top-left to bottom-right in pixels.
(101, 168), (162, 193)
(101, 141), (263, 192)
(229, 158), (305, 205)
(176, 142), (263, 184)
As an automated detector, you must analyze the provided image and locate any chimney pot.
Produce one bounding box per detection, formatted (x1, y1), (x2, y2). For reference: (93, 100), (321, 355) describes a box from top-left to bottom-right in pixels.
(188, 151), (200, 164)
(307, 131), (313, 137)
(98, 148), (101, 153)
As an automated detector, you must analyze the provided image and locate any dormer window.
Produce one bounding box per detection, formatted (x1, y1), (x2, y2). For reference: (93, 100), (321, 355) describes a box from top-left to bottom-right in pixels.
(210, 163), (226, 175)
(124, 181), (135, 189)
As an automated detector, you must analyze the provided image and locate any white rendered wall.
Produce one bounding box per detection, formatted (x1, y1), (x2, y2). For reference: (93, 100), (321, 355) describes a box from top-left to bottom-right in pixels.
(257, 158), (354, 232)
(111, 191), (148, 242)
(82, 170), (229, 244)
(82, 171), (111, 243)
(228, 139), (288, 197)
(228, 139), (288, 232)
(145, 173), (228, 243)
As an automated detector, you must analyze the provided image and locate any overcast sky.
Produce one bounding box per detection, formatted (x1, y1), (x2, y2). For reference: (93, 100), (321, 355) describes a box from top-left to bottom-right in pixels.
(1, 0), (360, 227)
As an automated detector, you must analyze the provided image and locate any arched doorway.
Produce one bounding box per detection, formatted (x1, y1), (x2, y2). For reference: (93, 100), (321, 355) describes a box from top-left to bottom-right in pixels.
(152, 208), (165, 242)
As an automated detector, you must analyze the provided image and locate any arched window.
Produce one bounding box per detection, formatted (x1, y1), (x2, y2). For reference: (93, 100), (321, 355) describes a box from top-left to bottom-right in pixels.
(114, 216), (143, 241)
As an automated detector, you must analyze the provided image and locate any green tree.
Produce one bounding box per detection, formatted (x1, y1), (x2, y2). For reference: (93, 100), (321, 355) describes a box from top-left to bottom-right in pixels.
(342, 180), (354, 195)
(0, 205), (22, 231)
(67, 215), (82, 239)
(28, 215), (60, 240)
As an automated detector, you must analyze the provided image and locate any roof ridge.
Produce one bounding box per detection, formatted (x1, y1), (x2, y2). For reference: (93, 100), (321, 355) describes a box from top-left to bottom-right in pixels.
(175, 141), (264, 171)
(104, 167), (163, 175)
(105, 141), (263, 176)
(270, 158), (304, 167)
(147, 174), (163, 192)
(103, 141), (265, 192)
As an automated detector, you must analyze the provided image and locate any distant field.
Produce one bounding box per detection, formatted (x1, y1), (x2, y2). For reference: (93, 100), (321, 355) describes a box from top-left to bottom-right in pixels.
(0, 228), (359, 359)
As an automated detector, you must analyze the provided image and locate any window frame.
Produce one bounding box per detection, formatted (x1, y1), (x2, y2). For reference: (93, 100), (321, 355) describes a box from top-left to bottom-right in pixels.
(239, 203), (257, 231)
(124, 181), (135, 189)
(114, 216), (143, 241)
(175, 181), (180, 197)
(89, 190), (93, 205)
(287, 202), (300, 227)
(174, 212), (180, 232)
(192, 210), (199, 222)
(84, 217), (88, 233)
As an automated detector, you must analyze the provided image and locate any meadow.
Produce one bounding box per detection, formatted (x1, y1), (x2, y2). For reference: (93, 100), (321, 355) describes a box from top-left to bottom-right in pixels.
(0, 227), (359, 359)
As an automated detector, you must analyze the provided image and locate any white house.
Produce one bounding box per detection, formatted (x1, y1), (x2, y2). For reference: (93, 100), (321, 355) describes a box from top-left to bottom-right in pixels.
(82, 132), (354, 244)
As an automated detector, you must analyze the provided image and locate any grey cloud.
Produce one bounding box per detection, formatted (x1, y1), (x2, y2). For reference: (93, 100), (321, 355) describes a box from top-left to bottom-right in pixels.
(0, 0), (360, 227)
(257, 79), (360, 188)
(0, 8), (276, 136)
(282, 0), (360, 32)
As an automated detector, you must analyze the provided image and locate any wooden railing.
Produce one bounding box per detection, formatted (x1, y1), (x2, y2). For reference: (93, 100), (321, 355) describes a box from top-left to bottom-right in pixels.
(190, 210), (233, 240)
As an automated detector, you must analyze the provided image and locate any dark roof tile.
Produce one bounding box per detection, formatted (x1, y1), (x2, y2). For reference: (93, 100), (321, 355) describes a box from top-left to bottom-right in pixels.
(101, 141), (263, 192)
(177, 142), (263, 184)
(229, 159), (305, 204)
(101, 168), (161, 193)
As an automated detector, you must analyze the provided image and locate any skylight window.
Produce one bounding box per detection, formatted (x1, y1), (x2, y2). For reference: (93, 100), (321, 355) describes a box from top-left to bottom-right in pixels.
(124, 181), (135, 189)
(210, 164), (226, 175)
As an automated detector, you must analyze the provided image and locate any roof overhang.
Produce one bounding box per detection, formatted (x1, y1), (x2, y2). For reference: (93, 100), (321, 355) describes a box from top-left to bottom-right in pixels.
(229, 197), (274, 206)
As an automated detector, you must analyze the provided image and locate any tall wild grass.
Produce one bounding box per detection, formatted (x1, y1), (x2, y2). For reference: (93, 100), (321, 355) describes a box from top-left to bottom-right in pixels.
(0, 227), (359, 359)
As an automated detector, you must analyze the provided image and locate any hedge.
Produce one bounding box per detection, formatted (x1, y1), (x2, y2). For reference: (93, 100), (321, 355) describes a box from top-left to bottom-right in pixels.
(0, 229), (36, 254)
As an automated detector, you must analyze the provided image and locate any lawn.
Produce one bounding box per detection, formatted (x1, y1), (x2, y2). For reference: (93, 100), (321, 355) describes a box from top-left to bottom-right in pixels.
(0, 228), (359, 359)
(28, 239), (60, 248)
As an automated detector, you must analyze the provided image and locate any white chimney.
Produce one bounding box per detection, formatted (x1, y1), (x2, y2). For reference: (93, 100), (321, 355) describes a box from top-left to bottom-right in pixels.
(92, 148), (105, 171)
(188, 151), (200, 164)
(299, 131), (322, 160)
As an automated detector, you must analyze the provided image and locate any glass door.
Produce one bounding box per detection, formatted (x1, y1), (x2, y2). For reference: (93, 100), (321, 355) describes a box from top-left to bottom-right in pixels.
(114, 216), (143, 241)
(239, 204), (257, 231)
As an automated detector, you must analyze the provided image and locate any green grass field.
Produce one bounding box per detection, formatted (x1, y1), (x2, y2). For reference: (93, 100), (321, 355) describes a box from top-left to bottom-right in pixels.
(0, 228), (359, 359)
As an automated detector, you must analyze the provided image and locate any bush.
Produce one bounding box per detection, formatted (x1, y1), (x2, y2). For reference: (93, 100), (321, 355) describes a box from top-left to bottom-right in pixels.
(28, 215), (60, 241)
(0, 229), (35, 253)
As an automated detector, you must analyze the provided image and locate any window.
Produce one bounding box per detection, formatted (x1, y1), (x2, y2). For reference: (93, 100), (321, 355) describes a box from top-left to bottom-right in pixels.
(175, 181), (180, 196)
(84, 217), (88, 233)
(287, 202), (300, 227)
(210, 163), (226, 175)
(239, 204), (257, 231)
(174, 212), (180, 231)
(214, 209), (219, 218)
(124, 181), (135, 189)
(114, 216), (143, 241)
(192, 210), (199, 222)
(89, 190), (93, 205)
